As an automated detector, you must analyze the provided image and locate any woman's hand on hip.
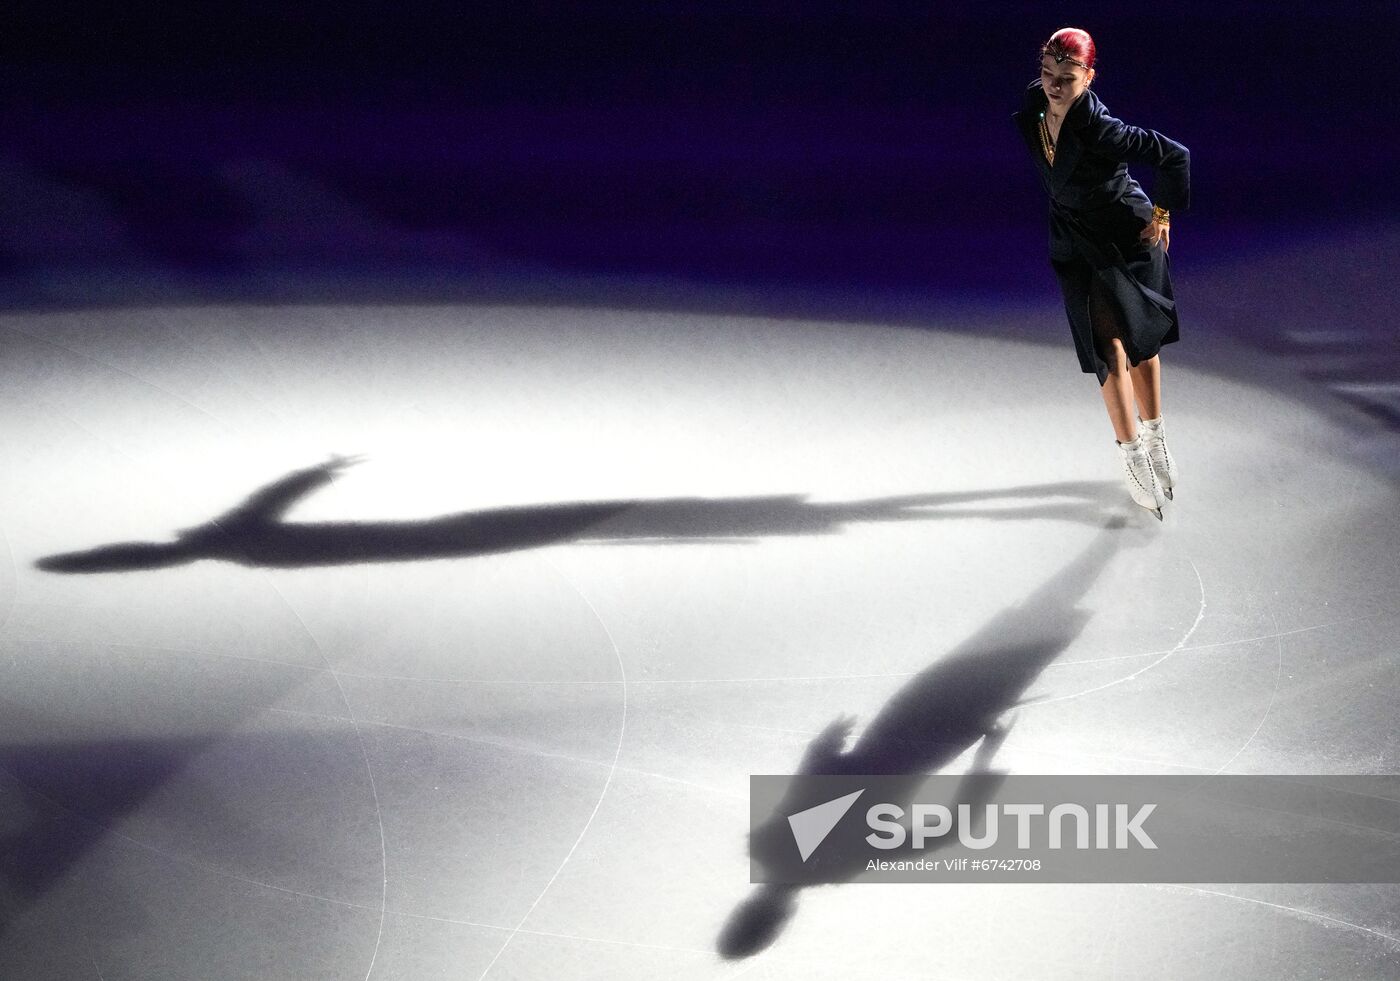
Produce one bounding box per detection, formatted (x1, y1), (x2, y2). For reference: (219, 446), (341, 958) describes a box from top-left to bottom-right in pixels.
(1140, 218), (1170, 252)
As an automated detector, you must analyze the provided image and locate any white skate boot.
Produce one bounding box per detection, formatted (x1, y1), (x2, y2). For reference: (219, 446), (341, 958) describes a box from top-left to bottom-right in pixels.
(1138, 416), (1176, 500)
(1117, 434), (1166, 520)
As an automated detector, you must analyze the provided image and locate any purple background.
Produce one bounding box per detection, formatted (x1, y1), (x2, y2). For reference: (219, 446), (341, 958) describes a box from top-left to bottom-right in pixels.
(6, 2), (1393, 292)
(7, 0), (1400, 433)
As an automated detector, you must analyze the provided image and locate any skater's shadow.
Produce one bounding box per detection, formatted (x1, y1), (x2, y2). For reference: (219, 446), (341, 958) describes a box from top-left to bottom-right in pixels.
(0, 729), (220, 911)
(718, 519), (1129, 959)
(34, 456), (1122, 573)
(0, 718), (388, 934)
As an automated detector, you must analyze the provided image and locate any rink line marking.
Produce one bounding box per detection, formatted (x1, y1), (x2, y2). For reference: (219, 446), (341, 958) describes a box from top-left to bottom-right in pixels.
(1047, 611), (1391, 666)
(1207, 600), (1285, 775)
(254, 577), (390, 981)
(1143, 884), (1400, 951)
(0, 763), (722, 957)
(1031, 556), (1207, 706)
(381, 910), (717, 956)
(717, 958), (767, 980)
(66, 606), (1381, 693)
(19, 736), (1398, 971)
(566, 608), (1382, 681)
(35, 638), (622, 686)
(0, 764), (382, 915)
(732, 724), (1243, 776)
(264, 704), (744, 801)
(8, 323), (243, 437)
(6, 330), (383, 973)
(327, 671), (390, 981)
(215, 319), (299, 425)
(734, 722), (840, 737)
(322, 615), (1366, 689)
(475, 557), (630, 981)
(49, 403), (142, 463)
(1010, 743), (1241, 773)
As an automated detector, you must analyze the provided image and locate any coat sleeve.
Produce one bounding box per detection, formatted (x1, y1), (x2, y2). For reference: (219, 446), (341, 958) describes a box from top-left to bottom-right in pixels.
(1078, 106), (1191, 212)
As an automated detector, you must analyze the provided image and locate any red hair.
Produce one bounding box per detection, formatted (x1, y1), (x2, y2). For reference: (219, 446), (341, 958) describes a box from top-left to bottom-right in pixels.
(1042, 27), (1096, 71)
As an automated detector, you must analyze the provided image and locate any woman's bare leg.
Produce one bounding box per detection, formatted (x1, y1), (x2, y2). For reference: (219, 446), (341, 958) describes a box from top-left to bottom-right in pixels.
(1088, 272), (1139, 441)
(1099, 338), (1139, 441)
(1089, 278), (1165, 512)
(1128, 355), (1162, 420)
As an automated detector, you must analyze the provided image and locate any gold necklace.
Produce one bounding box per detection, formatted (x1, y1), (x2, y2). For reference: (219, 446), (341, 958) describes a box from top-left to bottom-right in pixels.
(1037, 109), (1059, 165)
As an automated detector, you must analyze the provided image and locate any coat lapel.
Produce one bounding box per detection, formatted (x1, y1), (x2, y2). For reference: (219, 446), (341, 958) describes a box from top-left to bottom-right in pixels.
(1047, 118), (1082, 196)
(1014, 87), (1084, 197)
(1013, 108), (1041, 163)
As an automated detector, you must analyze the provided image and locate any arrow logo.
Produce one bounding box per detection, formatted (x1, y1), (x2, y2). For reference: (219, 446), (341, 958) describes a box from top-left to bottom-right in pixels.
(787, 789), (864, 861)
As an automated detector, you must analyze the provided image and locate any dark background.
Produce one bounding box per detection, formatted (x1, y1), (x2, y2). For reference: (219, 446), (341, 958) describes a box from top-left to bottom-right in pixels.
(3, 1), (1395, 307)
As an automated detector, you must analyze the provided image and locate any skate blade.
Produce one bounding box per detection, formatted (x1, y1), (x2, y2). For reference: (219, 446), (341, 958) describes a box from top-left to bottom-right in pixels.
(1164, 487), (1174, 501)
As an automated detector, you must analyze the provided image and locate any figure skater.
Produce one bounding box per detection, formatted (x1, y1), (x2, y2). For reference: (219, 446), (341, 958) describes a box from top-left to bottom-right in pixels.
(1012, 27), (1191, 520)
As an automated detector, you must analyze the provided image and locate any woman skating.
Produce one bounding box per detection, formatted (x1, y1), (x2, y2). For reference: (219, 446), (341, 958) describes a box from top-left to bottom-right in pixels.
(1012, 27), (1191, 519)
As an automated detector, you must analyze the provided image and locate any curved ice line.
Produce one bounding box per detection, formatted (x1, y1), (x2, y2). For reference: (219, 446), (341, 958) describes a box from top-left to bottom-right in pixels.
(1145, 883), (1400, 951)
(1033, 556), (1207, 706)
(254, 574), (390, 981)
(475, 556), (629, 980)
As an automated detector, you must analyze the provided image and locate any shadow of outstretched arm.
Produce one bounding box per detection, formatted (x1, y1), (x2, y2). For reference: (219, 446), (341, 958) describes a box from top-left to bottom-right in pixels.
(204, 454), (361, 528)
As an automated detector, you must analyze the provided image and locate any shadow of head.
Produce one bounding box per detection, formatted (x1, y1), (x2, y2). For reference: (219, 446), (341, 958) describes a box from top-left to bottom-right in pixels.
(33, 541), (195, 573)
(717, 885), (799, 960)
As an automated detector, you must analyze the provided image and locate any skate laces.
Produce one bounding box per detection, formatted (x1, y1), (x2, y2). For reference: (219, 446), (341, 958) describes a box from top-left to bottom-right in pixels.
(1121, 441), (1155, 490)
(1141, 425), (1172, 471)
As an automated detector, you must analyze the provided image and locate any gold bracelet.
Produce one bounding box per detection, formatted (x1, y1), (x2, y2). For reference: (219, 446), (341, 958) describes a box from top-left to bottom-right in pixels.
(1151, 205), (1171, 225)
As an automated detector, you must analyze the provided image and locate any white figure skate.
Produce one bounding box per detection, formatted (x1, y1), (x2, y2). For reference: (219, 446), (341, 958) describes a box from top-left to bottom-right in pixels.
(1138, 416), (1176, 500)
(1117, 434), (1166, 520)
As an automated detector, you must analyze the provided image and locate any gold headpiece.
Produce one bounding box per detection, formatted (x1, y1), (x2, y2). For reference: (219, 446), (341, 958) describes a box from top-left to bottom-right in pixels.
(1040, 44), (1091, 71)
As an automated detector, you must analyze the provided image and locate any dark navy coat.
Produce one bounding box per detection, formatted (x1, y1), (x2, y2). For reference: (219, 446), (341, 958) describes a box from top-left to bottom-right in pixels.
(1012, 79), (1191, 384)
